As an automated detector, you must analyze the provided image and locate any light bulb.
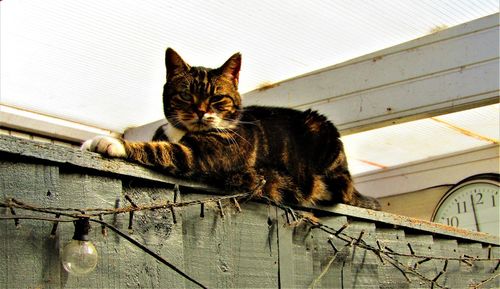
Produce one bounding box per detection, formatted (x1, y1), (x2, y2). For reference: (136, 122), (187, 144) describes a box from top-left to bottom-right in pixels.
(61, 218), (98, 275)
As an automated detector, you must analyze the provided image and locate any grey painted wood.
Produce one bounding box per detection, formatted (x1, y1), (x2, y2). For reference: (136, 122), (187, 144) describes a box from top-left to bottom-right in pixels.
(0, 161), (63, 288)
(376, 228), (410, 289)
(456, 243), (499, 289)
(181, 194), (279, 288)
(1, 135), (499, 289)
(276, 214), (352, 289)
(3, 134), (496, 245)
(121, 181), (186, 289)
(432, 238), (460, 289)
(311, 217), (352, 289)
(0, 134), (214, 192)
(343, 221), (379, 289)
(316, 203), (499, 245)
(403, 234), (436, 289)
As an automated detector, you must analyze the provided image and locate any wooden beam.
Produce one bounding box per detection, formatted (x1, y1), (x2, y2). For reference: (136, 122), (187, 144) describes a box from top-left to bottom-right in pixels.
(0, 105), (120, 143)
(353, 144), (499, 198)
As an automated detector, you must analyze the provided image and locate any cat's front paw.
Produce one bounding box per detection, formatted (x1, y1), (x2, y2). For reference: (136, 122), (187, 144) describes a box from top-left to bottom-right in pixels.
(81, 136), (127, 158)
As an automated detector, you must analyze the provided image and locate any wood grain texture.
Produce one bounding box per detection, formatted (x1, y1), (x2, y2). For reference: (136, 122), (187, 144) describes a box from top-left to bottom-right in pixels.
(0, 134), (213, 192)
(1, 134), (499, 289)
(181, 194), (279, 289)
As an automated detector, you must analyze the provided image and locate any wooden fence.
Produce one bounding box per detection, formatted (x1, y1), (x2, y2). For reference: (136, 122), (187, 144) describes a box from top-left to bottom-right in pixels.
(0, 135), (498, 289)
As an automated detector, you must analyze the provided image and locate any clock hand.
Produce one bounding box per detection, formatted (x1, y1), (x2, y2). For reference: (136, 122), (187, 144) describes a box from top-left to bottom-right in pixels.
(470, 194), (480, 232)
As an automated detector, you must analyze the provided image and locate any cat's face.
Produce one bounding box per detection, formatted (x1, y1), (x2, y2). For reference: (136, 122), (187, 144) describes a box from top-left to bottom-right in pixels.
(162, 48), (242, 132)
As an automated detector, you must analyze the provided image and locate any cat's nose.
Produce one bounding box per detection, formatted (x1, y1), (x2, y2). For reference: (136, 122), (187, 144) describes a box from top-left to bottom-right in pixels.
(203, 115), (215, 123)
(196, 110), (206, 120)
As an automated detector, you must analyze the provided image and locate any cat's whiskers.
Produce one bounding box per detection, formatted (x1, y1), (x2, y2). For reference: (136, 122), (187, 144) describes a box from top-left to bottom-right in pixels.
(222, 116), (259, 126)
(216, 128), (238, 147)
(234, 120), (259, 125)
(166, 115), (187, 132)
(215, 128), (247, 164)
(223, 127), (252, 146)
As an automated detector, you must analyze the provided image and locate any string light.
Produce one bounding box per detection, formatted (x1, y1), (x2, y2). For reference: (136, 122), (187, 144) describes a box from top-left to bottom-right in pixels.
(61, 218), (99, 275)
(1, 192), (498, 289)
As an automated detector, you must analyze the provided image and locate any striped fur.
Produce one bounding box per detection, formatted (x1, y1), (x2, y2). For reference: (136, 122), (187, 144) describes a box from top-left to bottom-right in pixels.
(89, 48), (381, 210)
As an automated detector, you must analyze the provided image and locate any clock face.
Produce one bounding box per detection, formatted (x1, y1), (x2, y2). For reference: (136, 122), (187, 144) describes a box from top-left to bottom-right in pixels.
(432, 178), (499, 236)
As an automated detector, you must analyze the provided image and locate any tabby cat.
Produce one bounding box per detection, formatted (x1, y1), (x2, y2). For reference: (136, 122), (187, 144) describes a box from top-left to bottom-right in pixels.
(82, 48), (381, 210)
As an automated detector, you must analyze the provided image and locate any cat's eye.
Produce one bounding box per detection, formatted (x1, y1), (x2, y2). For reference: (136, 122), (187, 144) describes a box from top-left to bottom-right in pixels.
(210, 95), (227, 103)
(178, 92), (192, 101)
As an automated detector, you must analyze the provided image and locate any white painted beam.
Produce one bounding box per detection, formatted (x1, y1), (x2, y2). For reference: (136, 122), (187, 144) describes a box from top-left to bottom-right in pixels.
(0, 105), (120, 143)
(124, 119), (166, 141)
(354, 144), (499, 198)
(243, 13), (500, 135)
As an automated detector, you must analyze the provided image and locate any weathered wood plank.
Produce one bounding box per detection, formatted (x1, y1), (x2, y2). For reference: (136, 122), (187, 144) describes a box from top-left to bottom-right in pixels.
(431, 239), (460, 289)
(312, 223), (352, 289)
(0, 134), (213, 192)
(181, 194), (279, 288)
(315, 203), (499, 245)
(121, 180), (186, 289)
(342, 221), (380, 289)
(456, 243), (499, 289)
(375, 228), (410, 289)
(277, 213), (351, 289)
(1, 134), (497, 245)
(403, 234), (437, 289)
(0, 160), (63, 288)
(1, 134), (499, 289)
(52, 170), (124, 289)
(0, 161), (59, 202)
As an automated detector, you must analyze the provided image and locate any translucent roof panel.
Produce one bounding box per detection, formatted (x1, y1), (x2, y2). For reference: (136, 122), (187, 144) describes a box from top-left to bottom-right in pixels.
(1, 0), (498, 132)
(342, 103), (499, 175)
(433, 103), (500, 141)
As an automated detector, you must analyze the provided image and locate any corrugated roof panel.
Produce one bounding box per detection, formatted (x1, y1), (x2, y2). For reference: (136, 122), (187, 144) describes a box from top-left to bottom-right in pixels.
(432, 103), (499, 141)
(342, 105), (497, 174)
(1, 0), (498, 132)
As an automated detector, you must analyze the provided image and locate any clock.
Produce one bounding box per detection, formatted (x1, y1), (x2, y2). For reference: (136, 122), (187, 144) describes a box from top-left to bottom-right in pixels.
(431, 173), (499, 236)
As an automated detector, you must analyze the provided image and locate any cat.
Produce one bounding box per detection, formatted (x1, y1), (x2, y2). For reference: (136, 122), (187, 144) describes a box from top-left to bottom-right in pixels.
(82, 48), (381, 210)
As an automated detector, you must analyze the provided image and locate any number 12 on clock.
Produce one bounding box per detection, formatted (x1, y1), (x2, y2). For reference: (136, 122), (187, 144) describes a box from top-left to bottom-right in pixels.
(432, 175), (499, 236)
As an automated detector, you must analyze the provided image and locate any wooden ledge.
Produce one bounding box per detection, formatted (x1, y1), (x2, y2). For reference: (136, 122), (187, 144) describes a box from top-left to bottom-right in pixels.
(0, 134), (498, 245)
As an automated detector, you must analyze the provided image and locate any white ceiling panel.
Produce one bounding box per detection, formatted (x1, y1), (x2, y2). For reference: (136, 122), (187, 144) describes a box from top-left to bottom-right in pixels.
(1, 0), (498, 132)
(433, 103), (500, 141)
(342, 104), (499, 174)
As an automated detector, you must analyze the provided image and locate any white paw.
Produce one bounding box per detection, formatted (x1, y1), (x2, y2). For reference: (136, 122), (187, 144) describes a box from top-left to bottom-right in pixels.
(81, 136), (127, 158)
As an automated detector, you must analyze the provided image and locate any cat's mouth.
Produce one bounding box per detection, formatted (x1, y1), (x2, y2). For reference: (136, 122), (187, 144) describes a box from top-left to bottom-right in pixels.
(176, 114), (236, 132)
(186, 119), (216, 132)
(190, 122), (211, 131)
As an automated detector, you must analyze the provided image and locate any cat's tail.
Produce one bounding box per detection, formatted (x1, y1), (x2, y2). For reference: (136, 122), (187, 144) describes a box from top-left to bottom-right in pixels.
(350, 189), (381, 210)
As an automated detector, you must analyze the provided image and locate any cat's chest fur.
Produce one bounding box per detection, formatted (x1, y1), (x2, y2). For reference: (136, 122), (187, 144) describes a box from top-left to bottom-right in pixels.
(165, 124), (186, 143)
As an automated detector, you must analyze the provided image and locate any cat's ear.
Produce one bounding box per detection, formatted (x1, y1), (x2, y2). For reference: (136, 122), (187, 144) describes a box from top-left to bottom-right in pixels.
(220, 52), (241, 85)
(165, 48), (190, 79)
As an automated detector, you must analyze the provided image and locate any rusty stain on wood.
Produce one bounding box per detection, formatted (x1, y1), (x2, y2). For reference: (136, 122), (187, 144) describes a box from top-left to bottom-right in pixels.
(354, 158), (388, 169)
(431, 117), (499, 144)
(256, 81), (279, 91)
